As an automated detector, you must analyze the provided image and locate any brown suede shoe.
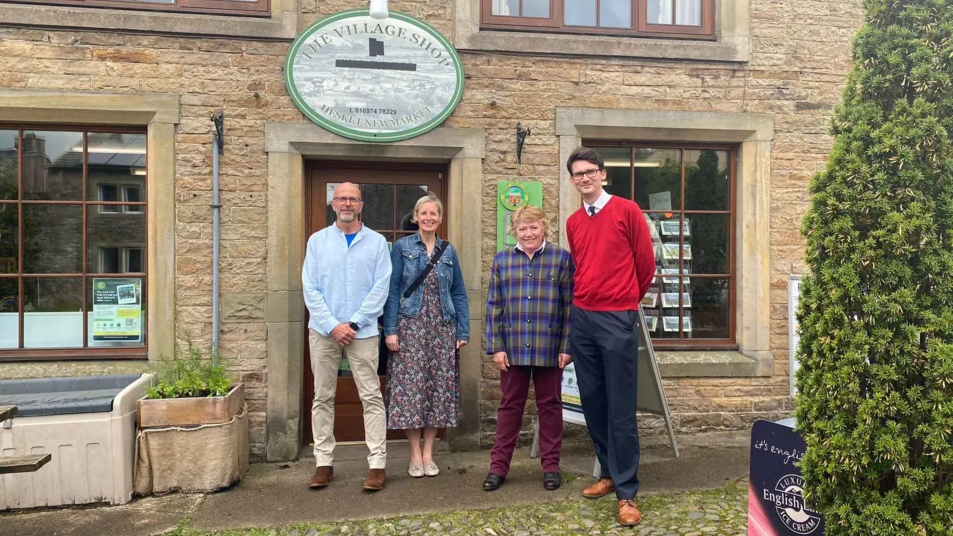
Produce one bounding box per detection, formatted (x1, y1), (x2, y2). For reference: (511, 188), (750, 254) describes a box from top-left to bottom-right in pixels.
(582, 478), (615, 499)
(618, 499), (642, 526)
(363, 468), (386, 491)
(308, 466), (333, 489)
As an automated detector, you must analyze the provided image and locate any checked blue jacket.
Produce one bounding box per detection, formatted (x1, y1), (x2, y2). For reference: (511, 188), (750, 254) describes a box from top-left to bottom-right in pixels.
(485, 242), (574, 368)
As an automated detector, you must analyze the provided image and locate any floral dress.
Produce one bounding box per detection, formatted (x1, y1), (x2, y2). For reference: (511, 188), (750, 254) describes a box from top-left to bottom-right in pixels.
(386, 267), (459, 429)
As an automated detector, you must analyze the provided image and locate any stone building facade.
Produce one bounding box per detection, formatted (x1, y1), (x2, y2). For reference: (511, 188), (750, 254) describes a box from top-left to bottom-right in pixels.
(0, 0), (863, 461)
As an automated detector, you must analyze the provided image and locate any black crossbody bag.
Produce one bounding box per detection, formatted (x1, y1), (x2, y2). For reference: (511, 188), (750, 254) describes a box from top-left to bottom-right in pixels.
(399, 241), (449, 306)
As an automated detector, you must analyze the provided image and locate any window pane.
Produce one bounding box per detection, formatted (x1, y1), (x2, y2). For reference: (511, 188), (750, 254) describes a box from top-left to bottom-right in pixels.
(100, 247), (120, 274)
(87, 207), (146, 274)
(491, 0), (519, 16)
(126, 249), (143, 273)
(647, 0), (672, 24)
(596, 147), (632, 200)
(23, 277), (83, 348)
(635, 148), (681, 211)
(0, 278), (17, 349)
(22, 131), (83, 201)
(87, 278), (145, 348)
(99, 184), (120, 213)
(675, 0), (701, 25)
(600, 0), (631, 28)
(24, 205), (83, 274)
(359, 183), (395, 232)
(325, 182), (340, 227)
(0, 204), (17, 274)
(87, 133), (147, 206)
(687, 277), (729, 339)
(689, 214), (729, 275)
(396, 184), (430, 232)
(0, 130), (17, 200)
(565, 0), (596, 26)
(523, 0), (549, 18)
(685, 149), (729, 211)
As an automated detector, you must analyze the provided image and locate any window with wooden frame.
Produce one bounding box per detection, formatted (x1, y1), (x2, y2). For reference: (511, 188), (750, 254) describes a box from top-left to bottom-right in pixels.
(586, 143), (734, 349)
(2, 0), (269, 17)
(482, 0), (714, 39)
(0, 126), (148, 360)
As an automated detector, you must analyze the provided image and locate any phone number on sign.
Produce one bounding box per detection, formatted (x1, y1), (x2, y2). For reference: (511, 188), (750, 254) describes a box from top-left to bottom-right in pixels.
(349, 108), (397, 115)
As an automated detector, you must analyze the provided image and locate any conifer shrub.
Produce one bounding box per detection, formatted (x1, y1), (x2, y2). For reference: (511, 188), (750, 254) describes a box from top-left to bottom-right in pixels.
(795, 1), (953, 534)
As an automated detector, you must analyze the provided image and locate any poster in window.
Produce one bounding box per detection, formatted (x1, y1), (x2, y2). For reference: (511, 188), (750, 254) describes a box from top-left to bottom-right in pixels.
(662, 316), (692, 332)
(661, 243), (693, 261)
(660, 267), (689, 285)
(92, 278), (142, 342)
(660, 218), (690, 237)
(661, 292), (692, 309)
(644, 315), (659, 332)
(641, 292), (658, 308)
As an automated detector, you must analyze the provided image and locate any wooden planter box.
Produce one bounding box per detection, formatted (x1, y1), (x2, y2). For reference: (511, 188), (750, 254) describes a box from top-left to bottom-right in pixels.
(137, 383), (244, 428)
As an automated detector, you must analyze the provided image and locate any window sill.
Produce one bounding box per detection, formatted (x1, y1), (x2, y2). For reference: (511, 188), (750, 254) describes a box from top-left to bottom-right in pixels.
(656, 350), (760, 378)
(0, 2), (297, 40)
(455, 28), (749, 62)
(0, 360), (150, 380)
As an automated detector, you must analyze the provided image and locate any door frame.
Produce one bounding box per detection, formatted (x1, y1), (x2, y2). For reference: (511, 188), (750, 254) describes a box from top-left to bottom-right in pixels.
(301, 160), (448, 445)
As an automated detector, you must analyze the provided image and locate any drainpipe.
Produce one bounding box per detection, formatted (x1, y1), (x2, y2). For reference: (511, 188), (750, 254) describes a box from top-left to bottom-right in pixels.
(211, 111), (224, 366)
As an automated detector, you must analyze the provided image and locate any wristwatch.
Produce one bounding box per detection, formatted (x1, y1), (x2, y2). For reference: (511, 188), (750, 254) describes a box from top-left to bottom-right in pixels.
(348, 321), (360, 331)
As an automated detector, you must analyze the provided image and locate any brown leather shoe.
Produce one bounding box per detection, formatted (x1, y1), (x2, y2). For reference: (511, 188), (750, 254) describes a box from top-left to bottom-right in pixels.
(363, 468), (386, 491)
(618, 499), (642, 526)
(582, 478), (614, 499)
(308, 466), (333, 489)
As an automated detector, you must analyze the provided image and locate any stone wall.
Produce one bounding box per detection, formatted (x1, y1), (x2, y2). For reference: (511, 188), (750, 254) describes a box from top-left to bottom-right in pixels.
(0, 0), (865, 458)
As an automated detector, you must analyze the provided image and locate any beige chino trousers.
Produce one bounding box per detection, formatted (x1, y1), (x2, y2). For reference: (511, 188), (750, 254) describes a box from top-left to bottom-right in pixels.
(309, 330), (387, 469)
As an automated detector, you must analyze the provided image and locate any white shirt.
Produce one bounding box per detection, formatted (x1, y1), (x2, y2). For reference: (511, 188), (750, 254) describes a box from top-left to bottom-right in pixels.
(515, 239), (547, 258)
(583, 191), (613, 217)
(301, 223), (392, 339)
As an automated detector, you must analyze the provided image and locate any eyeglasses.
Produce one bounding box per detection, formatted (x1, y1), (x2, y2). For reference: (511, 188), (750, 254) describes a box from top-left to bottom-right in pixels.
(332, 196), (362, 204)
(571, 168), (602, 181)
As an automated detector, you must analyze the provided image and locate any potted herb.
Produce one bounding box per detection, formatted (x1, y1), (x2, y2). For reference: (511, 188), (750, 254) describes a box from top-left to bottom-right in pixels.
(134, 340), (248, 495)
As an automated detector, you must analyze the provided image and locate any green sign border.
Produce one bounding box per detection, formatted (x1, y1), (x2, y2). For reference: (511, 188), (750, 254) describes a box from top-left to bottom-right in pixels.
(285, 9), (465, 143)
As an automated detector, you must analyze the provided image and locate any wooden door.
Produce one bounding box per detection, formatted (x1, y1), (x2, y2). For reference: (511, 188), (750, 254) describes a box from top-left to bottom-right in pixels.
(303, 162), (447, 444)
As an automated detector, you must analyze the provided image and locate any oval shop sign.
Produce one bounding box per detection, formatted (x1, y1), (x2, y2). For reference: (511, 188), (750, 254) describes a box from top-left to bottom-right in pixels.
(285, 9), (464, 143)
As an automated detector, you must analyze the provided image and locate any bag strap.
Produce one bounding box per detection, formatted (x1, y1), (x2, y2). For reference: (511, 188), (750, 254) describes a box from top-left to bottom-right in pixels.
(402, 241), (449, 300)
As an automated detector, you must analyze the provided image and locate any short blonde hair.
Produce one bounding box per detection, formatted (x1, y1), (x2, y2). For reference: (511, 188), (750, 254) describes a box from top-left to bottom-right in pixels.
(509, 206), (550, 237)
(414, 194), (443, 216)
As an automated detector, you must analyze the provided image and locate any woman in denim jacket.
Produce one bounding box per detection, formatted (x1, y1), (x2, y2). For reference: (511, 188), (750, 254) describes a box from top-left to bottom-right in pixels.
(383, 195), (469, 478)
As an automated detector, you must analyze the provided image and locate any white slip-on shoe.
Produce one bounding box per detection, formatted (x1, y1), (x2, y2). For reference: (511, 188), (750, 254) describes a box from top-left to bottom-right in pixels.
(424, 460), (440, 477)
(408, 461), (424, 478)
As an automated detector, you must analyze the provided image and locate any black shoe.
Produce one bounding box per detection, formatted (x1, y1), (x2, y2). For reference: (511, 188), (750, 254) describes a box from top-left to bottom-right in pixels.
(543, 471), (561, 491)
(483, 473), (505, 491)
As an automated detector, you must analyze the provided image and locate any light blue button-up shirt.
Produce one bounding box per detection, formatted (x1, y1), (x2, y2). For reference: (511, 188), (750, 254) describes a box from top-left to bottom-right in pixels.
(302, 223), (392, 339)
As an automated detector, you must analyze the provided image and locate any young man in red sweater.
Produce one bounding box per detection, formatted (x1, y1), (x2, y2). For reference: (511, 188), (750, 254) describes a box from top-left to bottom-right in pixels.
(565, 147), (656, 527)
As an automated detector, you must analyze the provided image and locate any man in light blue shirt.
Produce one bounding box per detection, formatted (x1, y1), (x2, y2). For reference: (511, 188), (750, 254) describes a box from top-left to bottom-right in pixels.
(302, 182), (392, 492)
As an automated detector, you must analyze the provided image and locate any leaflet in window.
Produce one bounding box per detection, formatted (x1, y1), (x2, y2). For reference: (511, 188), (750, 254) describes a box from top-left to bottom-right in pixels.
(660, 219), (690, 237)
(662, 316), (692, 332)
(661, 292), (692, 309)
(641, 292), (658, 308)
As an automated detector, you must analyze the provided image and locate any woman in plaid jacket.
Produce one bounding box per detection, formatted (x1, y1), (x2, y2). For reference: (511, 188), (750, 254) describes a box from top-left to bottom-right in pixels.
(483, 206), (574, 492)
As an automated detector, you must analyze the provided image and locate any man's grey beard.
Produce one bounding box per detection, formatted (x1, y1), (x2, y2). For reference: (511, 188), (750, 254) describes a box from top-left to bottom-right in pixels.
(338, 212), (356, 223)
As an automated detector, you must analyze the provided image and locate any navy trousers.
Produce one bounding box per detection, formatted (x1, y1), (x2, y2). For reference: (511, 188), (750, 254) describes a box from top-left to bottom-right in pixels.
(569, 305), (641, 500)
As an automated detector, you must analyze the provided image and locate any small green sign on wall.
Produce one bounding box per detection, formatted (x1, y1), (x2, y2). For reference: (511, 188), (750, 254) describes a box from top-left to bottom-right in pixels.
(497, 181), (543, 252)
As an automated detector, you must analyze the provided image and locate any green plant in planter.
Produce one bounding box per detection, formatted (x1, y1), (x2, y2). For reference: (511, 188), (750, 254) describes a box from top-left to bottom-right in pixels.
(146, 340), (232, 399)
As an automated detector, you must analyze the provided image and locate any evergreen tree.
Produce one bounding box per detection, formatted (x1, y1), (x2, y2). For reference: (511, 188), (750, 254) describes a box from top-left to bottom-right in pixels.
(796, 1), (953, 534)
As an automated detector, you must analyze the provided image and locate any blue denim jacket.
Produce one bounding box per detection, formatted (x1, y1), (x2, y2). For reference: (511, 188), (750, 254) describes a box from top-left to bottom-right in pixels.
(383, 234), (470, 341)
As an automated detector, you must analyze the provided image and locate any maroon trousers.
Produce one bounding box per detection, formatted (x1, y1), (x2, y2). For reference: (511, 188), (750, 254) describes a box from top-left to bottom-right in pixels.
(489, 365), (564, 476)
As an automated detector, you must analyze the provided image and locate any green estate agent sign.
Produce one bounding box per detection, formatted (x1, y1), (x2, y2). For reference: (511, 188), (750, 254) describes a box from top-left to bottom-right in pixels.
(285, 9), (464, 143)
(92, 278), (142, 342)
(497, 181), (543, 252)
